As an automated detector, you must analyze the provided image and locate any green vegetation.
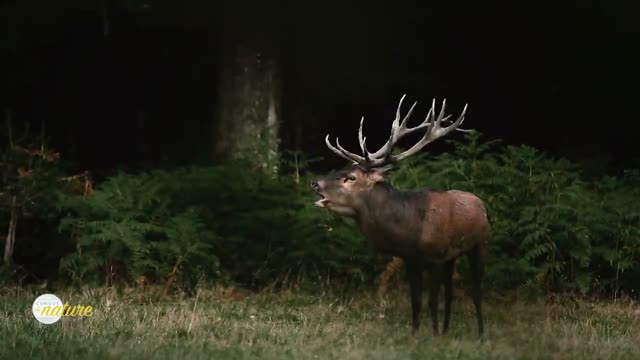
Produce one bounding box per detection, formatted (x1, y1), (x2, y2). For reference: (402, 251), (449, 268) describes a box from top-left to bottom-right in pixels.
(2, 131), (639, 298)
(391, 132), (640, 297)
(2, 131), (639, 358)
(2, 287), (639, 359)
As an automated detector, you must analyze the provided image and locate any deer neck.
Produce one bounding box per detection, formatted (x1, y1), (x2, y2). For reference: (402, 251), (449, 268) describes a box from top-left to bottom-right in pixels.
(355, 182), (426, 257)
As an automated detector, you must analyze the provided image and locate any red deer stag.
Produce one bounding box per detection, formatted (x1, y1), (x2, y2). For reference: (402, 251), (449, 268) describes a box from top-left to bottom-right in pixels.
(312, 95), (490, 336)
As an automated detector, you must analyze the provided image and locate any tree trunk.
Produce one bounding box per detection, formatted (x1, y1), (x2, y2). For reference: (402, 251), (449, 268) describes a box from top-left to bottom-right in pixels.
(214, 35), (282, 175)
(3, 196), (18, 266)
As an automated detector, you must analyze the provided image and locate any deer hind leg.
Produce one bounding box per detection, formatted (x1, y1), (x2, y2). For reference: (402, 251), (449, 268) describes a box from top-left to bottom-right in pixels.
(378, 257), (404, 296)
(442, 259), (456, 334)
(427, 263), (443, 336)
(405, 260), (423, 335)
(467, 244), (486, 337)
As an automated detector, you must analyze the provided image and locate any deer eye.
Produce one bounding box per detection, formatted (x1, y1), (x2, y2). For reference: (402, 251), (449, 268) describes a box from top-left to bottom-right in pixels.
(344, 175), (356, 183)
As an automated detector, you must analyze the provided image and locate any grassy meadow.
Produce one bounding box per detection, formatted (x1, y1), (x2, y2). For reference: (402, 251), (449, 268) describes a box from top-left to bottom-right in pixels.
(1, 286), (639, 360)
(3, 134), (640, 359)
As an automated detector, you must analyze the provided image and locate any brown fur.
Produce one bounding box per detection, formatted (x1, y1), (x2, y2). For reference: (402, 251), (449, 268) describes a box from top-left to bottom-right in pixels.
(315, 95), (486, 336)
(313, 166), (489, 337)
(419, 190), (490, 263)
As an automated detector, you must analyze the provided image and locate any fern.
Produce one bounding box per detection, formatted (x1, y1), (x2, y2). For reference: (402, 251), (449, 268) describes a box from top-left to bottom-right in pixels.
(49, 132), (640, 297)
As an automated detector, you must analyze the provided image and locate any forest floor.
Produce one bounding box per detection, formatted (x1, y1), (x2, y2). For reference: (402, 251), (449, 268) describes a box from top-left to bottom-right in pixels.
(1, 286), (639, 359)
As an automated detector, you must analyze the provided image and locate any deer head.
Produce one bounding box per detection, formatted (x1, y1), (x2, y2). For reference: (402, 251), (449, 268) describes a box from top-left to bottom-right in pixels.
(311, 94), (469, 216)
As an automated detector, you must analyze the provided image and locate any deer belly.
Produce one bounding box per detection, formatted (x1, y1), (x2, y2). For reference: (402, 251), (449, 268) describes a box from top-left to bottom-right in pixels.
(419, 234), (476, 263)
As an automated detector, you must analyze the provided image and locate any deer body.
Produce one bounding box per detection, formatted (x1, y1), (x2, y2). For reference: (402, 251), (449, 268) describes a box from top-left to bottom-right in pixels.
(313, 94), (489, 336)
(355, 184), (489, 262)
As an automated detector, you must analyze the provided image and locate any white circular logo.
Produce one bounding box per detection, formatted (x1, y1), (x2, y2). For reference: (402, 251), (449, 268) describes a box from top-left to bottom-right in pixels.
(32, 294), (63, 324)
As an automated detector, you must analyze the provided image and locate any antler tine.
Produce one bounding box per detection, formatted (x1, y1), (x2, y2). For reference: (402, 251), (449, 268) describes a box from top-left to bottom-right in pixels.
(393, 94), (406, 128)
(436, 98), (447, 124)
(453, 103), (471, 132)
(358, 116), (370, 161)
(336, 137), (366, 163)
(358, 116), (365, 152)
(324, 135), (364, 164)
(367, 94), (418, 159)
(393, 100), (469, 162)
(453, 103), (469, 130)
(394, 94), (418, 131)
(400, 99), (435, 133)
(398, 100), (418, 132)
(375, 94), (409, 158)
(423, 98), (437, 135)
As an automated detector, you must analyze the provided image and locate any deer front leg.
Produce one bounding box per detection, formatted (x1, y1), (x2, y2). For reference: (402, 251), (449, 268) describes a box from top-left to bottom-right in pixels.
(405, 261), (423, 335)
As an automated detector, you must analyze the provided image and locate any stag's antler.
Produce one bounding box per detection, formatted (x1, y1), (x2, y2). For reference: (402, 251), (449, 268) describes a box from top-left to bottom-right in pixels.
(325, 94), (470, 169)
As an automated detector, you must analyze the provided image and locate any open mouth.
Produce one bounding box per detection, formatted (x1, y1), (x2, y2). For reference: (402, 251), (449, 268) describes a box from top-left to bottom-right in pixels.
(315, 193), (331, 207)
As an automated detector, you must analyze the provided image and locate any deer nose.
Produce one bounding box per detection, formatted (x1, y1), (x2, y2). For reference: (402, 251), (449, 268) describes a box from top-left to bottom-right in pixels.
(311, 180), (319, 191)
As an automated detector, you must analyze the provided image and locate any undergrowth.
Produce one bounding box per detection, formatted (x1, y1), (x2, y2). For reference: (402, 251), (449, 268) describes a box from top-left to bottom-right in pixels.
(1, 131), (639, 298)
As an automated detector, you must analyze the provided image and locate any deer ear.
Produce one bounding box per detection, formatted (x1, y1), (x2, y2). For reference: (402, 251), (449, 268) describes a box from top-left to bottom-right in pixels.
(369, 168), (389, 183)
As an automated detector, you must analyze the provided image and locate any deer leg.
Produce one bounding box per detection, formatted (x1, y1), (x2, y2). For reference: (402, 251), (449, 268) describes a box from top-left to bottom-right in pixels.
(442, 259), (456, 335)
(405, 261), (423, 335)
(428, 264), (443, 336)
(468, 244), (486, 337)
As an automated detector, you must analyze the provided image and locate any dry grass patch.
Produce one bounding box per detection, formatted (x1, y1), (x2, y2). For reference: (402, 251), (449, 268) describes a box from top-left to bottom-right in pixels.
(1, 287), (639, 359)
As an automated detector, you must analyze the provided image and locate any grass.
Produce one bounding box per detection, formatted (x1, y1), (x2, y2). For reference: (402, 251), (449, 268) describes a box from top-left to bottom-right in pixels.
(1, 286), (639, 359)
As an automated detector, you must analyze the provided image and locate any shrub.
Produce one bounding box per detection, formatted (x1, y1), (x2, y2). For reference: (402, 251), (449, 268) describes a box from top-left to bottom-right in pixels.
(58, 163), (383, 293)
(56, 132), (640, 297)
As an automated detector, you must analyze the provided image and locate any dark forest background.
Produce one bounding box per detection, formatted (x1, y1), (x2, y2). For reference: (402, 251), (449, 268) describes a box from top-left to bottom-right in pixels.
(1, 0), (638, 298)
